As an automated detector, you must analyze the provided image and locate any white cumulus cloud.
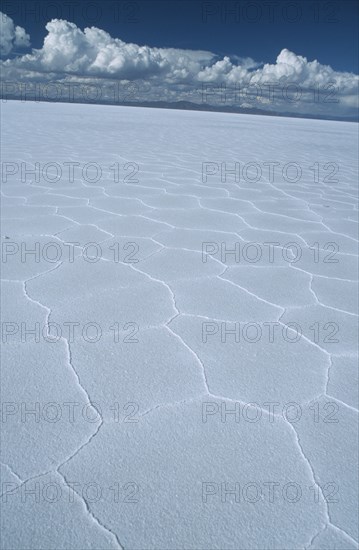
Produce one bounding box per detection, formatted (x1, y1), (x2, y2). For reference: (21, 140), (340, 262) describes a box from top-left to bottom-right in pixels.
(0, 15), (358, 117)
(4, 18), (213, 79)
(0, 12), (30, 57)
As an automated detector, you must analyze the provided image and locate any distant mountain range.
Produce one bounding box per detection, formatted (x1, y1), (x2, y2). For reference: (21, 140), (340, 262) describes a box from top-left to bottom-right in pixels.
(126, 100), (359, 122)
(1, 94), (358, 122)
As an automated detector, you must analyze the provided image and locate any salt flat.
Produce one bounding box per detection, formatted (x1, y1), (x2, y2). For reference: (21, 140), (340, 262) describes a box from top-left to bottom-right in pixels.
(1, 101), (358, 549)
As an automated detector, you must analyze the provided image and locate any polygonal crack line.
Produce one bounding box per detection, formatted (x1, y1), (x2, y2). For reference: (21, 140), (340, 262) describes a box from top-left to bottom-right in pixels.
(218, 267), (287, 314)
(320, 219), (359, 243)
(137, 244), (226, 275)
(167, 312), (348, 426)
(0, 469), (52, 499)
(135, 213), (177, 230)
(127, 260), (213, 396)
(304, 524), (330, 550)
(165, 314), (329, 423)
(21, 255), (210, 546)
(23, 275), (102, 415)
(326, 523), (359, 548)
(287, 423), (331, 532)
(109, 389), (348, 549)
(57, 453), (124, 550)
(321, 393), (359, 415)
(23, 274), (98, 435)
(277, 312), (331, 400)
(91, 200), (155, 216)
(137, 242), (167, 262)
(136, 395), (206, 420)
(290, 422), (359, 548)
(23, 271), (123, 547)
(22, 261), (64, 295)
(299, 235), (359, 259)
(137, 390), (291, 423)
(199, 195), (324, 237)
(291, 386), (359, 419)
(238, 222), (306, 246)
(0, 461), (23, 484)
(54, 213), (82, 227)
(150, 228), (245, 246)
(306, 272), (359, 317)
(24, 276), (104, 453)
(55, 222), (114, 241)
(170, 307), (353, 412)
(17, 226), (356, 547)
(325, 355), (333, 396)
(288, 264), (359, 316)
(277, 305), (332, 353)
(196, 200), (253, 223)
(166, 320), (210, 395)
(290, 262), (357, 284)
(278, 300), (357, 409)
(51, 223), (79, 236)
(326, 350), (359, 411)
(1, 464), (123, 550)
(130, 264), (180, 319)
(264, 180), (334, 227)
(199, 196), (261, 214)
(306, 521), (359, 550)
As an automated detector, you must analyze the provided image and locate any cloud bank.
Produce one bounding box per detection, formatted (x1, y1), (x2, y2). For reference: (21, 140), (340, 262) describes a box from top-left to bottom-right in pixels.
(1, 13), (358, 118)
(0, 12), (30, 56)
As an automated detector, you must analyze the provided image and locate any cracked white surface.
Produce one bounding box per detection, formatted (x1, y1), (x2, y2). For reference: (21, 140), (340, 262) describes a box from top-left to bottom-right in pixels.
(1, 101), (358, 549)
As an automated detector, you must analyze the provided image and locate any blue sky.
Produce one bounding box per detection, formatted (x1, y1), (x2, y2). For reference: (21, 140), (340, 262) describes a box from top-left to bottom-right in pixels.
(4, 0), (358, 72)
(1, 0), (358, 118)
